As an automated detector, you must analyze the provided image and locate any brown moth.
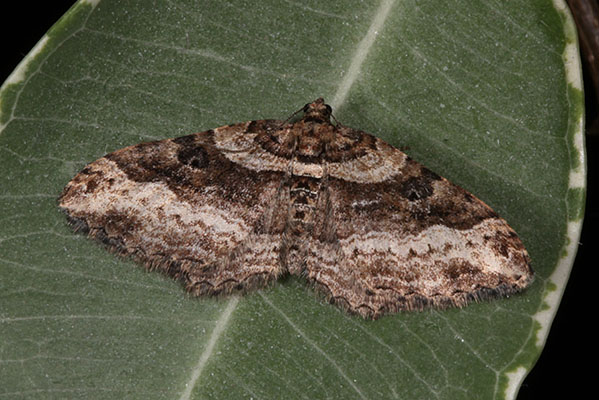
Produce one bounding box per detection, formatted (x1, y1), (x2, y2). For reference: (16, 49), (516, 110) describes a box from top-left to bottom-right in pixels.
(59, 98), (533, 319)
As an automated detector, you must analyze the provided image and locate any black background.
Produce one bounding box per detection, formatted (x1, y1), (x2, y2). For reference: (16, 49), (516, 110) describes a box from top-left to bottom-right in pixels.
(1, 2), (592, 398)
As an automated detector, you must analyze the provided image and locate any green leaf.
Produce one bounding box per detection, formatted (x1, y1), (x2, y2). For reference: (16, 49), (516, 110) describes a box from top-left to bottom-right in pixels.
(0, 0), (584, 399)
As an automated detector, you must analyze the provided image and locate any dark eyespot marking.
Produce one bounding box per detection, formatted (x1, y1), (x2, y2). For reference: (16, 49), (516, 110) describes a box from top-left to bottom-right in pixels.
(178, 145), (209, 169)
(399, 176), (434, 201)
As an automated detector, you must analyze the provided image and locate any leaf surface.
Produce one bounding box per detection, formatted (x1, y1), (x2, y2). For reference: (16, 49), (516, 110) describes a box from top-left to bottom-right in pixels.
(0, 1), (584, 399)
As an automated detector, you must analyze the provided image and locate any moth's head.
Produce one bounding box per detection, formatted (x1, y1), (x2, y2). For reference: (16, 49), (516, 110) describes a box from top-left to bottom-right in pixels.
(302, 98), (332, 123)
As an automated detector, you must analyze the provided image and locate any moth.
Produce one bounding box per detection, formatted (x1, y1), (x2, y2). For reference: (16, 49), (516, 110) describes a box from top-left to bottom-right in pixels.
(59, 98), (533, 319)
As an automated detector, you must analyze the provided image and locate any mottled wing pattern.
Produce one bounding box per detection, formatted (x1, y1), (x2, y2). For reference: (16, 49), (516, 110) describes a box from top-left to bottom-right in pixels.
(304, 129), (533, 318)
(59, 121), (289, 295)
(60, 98), (533, 319)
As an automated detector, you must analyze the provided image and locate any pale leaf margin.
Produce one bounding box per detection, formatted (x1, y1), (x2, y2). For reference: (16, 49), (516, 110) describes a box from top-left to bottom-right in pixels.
(503, 0), (586, 398)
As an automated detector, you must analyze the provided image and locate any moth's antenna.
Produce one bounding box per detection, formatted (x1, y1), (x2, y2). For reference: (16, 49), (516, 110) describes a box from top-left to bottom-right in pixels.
(280, 105), (305, 126)
(330, 112), (342, 127)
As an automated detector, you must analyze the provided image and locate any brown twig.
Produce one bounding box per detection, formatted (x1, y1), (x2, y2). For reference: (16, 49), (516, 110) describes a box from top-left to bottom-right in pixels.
(567, 0), (599, 135)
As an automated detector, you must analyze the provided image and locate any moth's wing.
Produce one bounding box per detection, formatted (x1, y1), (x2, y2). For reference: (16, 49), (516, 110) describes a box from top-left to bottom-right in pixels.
(306, 132), (533, 319)
(59, 120), (289, 295)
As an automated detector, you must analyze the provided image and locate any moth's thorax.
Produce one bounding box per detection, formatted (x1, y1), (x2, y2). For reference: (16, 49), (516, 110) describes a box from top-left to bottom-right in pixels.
(288, 119), (337, 160)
